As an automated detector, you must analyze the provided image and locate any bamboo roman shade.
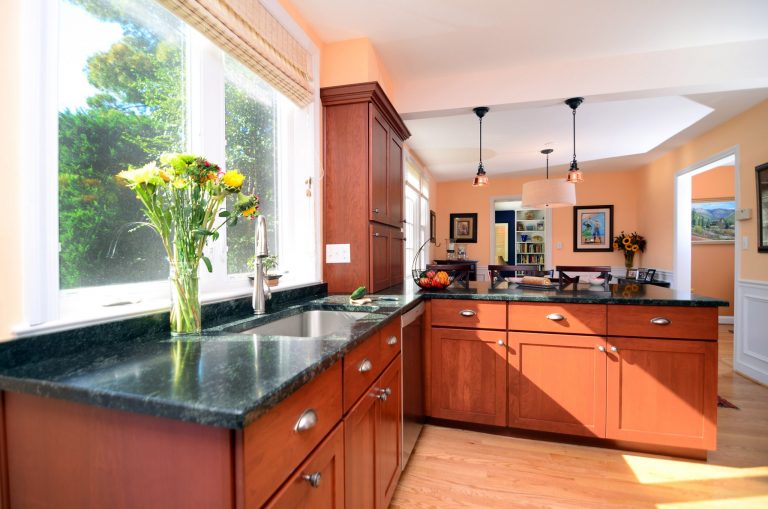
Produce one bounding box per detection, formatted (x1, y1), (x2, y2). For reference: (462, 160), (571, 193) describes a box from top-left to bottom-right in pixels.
(158, 0), (313, 106)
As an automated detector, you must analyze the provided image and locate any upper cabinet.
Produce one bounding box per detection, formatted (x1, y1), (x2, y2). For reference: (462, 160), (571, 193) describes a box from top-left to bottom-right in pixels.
(322, 82), (411, 293)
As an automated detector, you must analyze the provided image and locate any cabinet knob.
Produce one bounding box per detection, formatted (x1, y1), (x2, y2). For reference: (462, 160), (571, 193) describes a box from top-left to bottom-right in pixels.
(497, 340), (505, 346)
(546, 313), (565, 321)
(294, 408), (318, 433)
(459, 309), (476, 317)
(650, 317), (671, 325)
(373, 208), (380, 214)
(597, 345), (606, 352)
(302, 472), (322, 488)
(610, 345), (619, 353)
(387, 335), (398, 346)
(358, 358), (373, 373)
(373, 232), (381, 237)
(376, 387), (391, 400)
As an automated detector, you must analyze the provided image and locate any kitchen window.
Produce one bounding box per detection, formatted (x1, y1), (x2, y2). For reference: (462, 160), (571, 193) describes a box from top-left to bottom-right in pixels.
(22, 0), (319, 331)
(404, 158), (430, 277)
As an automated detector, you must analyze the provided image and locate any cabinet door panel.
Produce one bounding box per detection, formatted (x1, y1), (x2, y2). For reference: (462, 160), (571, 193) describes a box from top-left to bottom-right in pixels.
(387, 134), (403, 227)
(376, 357), (402, 509)
(265, 424), (345, 509)
(389, 229), (404, 287)
(430, 328), (507, 426)
(370, 110), (388, 223)
(370, 224), (390, 292)
(344, 389), (377, 509)
(508, 333), (606, 437)
(606, 338), (717, 450)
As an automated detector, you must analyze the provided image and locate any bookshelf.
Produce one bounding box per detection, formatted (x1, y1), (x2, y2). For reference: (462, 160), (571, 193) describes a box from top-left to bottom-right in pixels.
(515, 209), (546, 269)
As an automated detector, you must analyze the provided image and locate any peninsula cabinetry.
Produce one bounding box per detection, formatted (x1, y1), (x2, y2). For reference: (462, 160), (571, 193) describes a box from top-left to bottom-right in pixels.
(428, 299), (719, 455)
(322, 82), (411, 293)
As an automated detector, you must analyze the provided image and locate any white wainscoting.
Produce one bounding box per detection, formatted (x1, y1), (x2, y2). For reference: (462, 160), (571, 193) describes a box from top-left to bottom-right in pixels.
(735, 279), (768, 385)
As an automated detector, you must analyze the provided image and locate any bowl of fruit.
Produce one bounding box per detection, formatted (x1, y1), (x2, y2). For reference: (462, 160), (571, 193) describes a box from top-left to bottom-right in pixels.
(412, 268), (456, 290)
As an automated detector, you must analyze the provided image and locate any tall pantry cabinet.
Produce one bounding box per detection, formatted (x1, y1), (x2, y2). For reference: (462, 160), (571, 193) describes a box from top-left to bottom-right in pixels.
(322, 82), (411, 293)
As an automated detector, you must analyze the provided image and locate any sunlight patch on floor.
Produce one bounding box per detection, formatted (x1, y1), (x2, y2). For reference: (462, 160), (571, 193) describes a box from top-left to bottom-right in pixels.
(623, 454), (768, 484)
(656, 495), (768, 509)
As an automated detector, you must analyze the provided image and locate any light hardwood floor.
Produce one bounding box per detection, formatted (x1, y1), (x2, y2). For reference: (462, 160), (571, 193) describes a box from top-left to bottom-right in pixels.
(392, 325), (768, 508)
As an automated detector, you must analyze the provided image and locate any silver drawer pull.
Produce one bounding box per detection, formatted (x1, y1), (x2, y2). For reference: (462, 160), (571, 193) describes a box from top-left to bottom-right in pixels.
(497, 340), (505, 346)
(373, 232), (381, 237)
(610, 345), (619, 353)
(358, 358), (373, 373)
(376, 387), (392, 400)
(546, 313), (565, 321)
(386, 335), (398, 346)
(294, 408), (318, 433)
(459, 309), (476, 317)
(650, 317), (671, 325)
(598, 345), (606, 352)
(302, 472), (322, 488)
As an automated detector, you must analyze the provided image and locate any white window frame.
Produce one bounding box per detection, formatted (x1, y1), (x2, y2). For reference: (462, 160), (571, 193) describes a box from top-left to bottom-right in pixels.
(16, 0), (320, 336)
(404, 160), (431, 277)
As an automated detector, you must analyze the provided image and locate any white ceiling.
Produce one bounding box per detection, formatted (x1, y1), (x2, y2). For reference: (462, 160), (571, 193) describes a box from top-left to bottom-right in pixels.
(290, 0), (768, 181)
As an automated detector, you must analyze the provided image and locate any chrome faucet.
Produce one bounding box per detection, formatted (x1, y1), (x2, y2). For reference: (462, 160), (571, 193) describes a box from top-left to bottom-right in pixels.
(252, 215), (271, 314)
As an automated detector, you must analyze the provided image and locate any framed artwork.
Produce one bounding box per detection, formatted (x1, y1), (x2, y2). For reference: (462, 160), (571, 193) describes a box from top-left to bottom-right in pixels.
(627, 268), (638, 280)
(573, 205), (614, 252)
(637, 268), (656, 282)
(757, 162), (768, 252)
(430, 210), (436, 243)
(692, 199), (735, 243)
(449, 213), (478, 243)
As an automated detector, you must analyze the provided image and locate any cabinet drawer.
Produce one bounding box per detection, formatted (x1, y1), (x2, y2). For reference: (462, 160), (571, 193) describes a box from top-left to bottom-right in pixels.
(509, 303), (606, 335)
(431, 300), (506, 330)
(242, 361), (343, 509)
(344, 332), (385, 413)
(379, 318), (401, 367)
(265, 423), (345, 509)
(607, 305), (717, 340)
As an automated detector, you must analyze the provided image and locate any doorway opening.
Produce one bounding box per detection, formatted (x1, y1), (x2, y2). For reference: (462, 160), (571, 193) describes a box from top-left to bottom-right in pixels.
(674, 147), (739, 350)
(489, 197), (552, 272)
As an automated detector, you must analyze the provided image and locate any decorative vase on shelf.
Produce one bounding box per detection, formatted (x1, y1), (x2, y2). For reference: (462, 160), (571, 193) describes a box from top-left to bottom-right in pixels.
(169, 260), (201, 335)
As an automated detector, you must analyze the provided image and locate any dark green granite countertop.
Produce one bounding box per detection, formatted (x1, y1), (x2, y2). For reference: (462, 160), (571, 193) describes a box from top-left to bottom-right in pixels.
(0, 281), (725, 430)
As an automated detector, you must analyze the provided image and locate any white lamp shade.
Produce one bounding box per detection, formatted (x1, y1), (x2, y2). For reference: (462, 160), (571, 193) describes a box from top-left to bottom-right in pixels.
(521, 178), (576, 208)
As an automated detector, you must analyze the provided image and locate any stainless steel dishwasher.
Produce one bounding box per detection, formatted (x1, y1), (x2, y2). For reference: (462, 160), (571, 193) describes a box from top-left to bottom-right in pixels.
(401, 302), (425, 468)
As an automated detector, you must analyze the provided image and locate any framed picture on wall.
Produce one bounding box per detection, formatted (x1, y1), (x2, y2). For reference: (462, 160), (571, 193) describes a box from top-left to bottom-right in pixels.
(756, 162), (768, 252)
(449, 213), (478, 243)
(691, 199), (735, 243)
(573, 205), (614, 252)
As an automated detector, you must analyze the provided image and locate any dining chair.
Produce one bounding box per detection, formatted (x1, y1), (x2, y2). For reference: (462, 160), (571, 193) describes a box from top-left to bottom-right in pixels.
(555, 265), (612, 289)
(426, 263), (472, 288)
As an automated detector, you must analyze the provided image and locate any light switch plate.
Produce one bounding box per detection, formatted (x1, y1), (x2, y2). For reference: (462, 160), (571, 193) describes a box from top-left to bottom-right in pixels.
(742, 236), (749, 250)
(556, 241), (563, 250)
(326, 243), (351, 263)
(736, 208), (751, 220)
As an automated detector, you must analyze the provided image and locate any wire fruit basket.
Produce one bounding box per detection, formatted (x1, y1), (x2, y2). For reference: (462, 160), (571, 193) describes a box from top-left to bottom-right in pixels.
(411, 240), (456, 290)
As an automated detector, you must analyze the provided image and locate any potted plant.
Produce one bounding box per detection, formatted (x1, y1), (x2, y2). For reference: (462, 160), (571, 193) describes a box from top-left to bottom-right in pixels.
(248, 255), (282, 287)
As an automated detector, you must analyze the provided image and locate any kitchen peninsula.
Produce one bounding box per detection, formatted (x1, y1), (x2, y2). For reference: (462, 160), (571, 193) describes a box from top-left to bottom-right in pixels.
(0, 282), (725, 508)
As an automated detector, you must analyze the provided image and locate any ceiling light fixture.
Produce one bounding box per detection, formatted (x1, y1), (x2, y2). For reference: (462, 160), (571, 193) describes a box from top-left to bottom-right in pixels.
(521, 148), (576, 208)
(565, 97), (584, 183)
(472, 106), (489, 187)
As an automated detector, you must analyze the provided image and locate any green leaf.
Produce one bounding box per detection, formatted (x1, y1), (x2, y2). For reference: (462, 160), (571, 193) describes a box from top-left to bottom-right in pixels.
(218, 210), (231, 217)
(202, 256), (213, 273)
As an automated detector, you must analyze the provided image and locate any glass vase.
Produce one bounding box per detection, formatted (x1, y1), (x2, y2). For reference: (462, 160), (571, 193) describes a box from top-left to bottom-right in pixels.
(624, 251), (636, 278)
(169, 262), (201, 335)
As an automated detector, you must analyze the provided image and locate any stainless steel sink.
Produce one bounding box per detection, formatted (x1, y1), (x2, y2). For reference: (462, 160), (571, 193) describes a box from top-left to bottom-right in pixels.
(239, 310), (370, 337)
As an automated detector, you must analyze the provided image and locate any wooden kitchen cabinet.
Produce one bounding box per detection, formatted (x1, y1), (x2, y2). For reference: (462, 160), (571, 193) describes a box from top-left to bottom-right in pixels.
(265, 423), (345, 509)
(430, 327), (508, 426)
(605, 337), (718, 450)
(344, 354), (402, 509)
(508, 332), (607, 437)
(322, 82), (411, 293)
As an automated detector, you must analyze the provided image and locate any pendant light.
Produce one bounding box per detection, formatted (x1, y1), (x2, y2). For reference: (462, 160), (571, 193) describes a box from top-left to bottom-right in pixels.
(472, 106), (489, 187)
(565, 97), (584, 183)
(521, 148), (576, 208)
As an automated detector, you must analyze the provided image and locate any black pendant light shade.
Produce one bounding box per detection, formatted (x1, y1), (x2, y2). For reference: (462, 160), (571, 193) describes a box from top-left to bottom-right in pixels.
(472, 106), (489, 187)
(565, 97), (584, 183)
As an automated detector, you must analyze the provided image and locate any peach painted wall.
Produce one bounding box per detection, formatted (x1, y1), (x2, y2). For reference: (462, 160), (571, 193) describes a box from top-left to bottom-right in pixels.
(320, 38), (398, 106)
(435, 169), (642, 271)
(636, 99), (768, 282)
(691, 166), (735, 316)
(0, 1), (23, 339)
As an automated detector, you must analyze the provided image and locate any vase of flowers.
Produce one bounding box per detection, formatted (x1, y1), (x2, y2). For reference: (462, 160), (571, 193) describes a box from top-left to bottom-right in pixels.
(613, 231), (646, 278)
(118, 153), (259, 334)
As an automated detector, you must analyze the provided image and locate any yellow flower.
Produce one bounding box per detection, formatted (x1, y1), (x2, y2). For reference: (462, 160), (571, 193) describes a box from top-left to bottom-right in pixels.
(242, 206), (257, 217)
(632, 244), (639, 252)
(622, 237), (631, 245)
(159, 170), (171, 183)
(172, 178), (186, 189)
(612, 242), (618, 249)
(222, 170), (245, 189)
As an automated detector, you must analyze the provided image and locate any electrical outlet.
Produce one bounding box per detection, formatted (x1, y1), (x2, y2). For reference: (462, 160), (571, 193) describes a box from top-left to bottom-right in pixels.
(742, 236), (749, 250)
(326, 244), (351, 263)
